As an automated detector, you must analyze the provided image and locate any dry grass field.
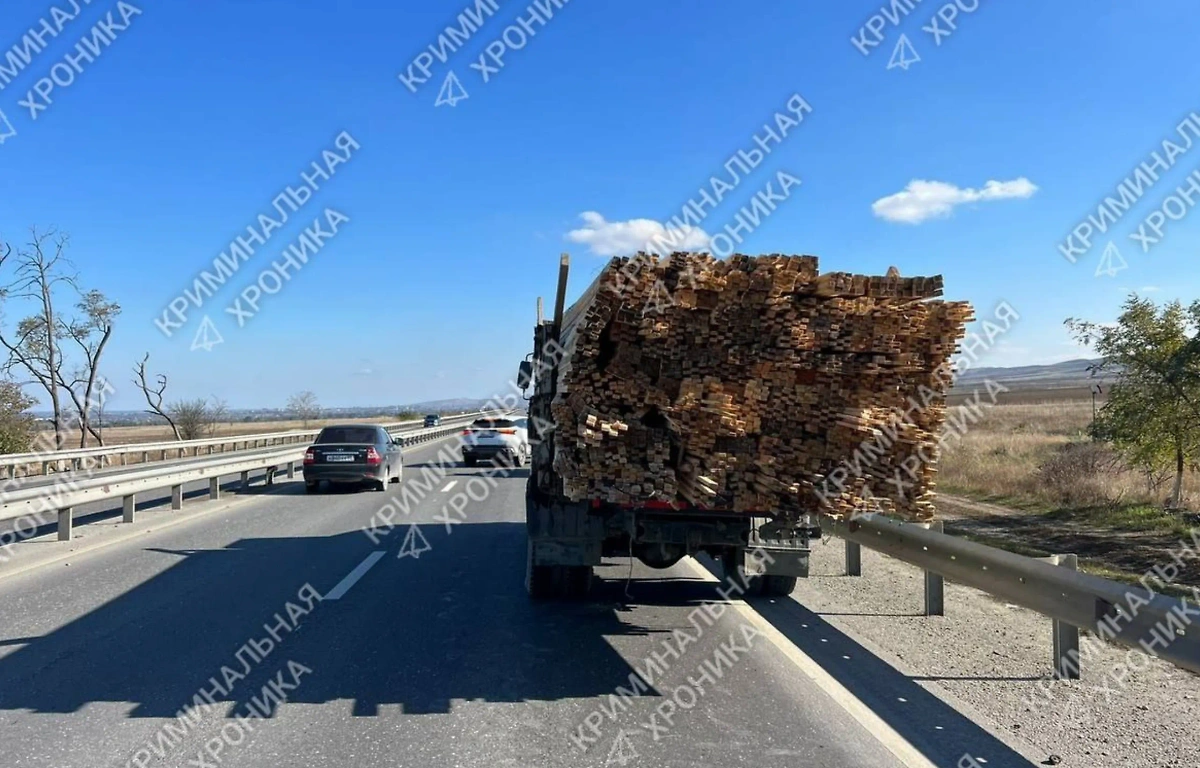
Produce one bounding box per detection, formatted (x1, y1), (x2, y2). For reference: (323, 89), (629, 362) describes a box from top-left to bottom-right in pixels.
(936, 396), (1200, 590)
(79, 415), (400, 447)
(10, 414), (445, 477)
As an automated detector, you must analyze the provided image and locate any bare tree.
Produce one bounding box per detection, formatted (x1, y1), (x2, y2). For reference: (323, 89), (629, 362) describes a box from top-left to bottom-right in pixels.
(0, 230), (121, 449)
(209, 397), (230, 437)
(64, 289), (120, 447)
(169, 398), (216, 440)
(0, 230), (73, 448)
(286, 390), (320, 427)
(134, 353), (181, 440)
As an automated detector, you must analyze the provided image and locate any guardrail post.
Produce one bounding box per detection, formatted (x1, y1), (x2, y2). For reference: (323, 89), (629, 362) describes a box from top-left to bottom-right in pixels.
(923, 520), (945, 616)
(1051, 554), (1081, 680)
(240, 470), (250, 490)
(57, 507), (73, 540)
(845, 540), (862, 576)
(171, 484), (183, 510)
(123, 494), (136, 523)
(287, 461), (295, 479)
(209, 477), (221, 500)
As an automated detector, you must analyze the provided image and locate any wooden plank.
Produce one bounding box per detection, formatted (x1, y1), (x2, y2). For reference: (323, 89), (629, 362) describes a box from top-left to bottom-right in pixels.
(548, 253), (972, 520)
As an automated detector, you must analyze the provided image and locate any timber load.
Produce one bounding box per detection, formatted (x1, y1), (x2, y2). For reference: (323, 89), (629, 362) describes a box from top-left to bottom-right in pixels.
(548, 252), (974, 521)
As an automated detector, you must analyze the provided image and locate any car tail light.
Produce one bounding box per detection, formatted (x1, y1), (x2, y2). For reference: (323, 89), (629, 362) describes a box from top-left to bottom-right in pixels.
(303, 449), (315, 464)
(365, 447), (382, 465)
(461, 429), (472, 435)
(497, 429), (516, 434)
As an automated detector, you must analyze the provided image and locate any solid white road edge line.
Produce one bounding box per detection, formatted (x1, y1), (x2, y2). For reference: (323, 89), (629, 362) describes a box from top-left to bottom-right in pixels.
(324, 551), (386, 600)
(680, 557), (939, 768)
(441, 481), (457, 492)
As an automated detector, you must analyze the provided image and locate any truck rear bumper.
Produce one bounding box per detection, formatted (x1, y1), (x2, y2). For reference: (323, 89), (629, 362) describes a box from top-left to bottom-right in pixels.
(526, 495), (813, 573)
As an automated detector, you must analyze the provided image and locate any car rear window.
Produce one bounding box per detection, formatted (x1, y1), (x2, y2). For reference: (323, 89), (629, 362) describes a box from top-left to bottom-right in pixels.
(472, 419), (516, 429)
(315, 427), (380, 444)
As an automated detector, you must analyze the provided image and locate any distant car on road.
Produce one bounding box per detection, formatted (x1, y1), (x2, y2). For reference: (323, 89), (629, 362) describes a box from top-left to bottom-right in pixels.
(424, 414), (441, 428)
(461, 417), (529, 467)
(303, 424), (402, 493)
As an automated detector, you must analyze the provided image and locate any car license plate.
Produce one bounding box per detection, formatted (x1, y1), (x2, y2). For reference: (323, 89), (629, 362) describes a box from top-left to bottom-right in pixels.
(326, 454), (355, 462)
(478, 431), (495, 438)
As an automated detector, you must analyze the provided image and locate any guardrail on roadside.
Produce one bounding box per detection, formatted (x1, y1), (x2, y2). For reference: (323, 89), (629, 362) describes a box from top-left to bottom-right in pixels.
(0, 420), (482, 543)
(823, 513), (1200, 679)
(0, 411), (492, 479)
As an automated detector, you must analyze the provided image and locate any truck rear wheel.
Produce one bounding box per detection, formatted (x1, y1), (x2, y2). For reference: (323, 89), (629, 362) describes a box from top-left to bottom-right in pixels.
(720, 549), (764, 598)
(761, 575), (797, 596)
(526, 542), (592, 599)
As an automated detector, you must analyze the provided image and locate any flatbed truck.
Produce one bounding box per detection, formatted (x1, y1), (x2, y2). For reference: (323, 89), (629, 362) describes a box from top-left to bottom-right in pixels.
(517, 255), (819, 599)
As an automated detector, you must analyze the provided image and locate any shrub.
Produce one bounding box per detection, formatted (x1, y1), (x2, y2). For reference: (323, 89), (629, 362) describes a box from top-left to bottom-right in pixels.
(1036, 441), (1117, 506)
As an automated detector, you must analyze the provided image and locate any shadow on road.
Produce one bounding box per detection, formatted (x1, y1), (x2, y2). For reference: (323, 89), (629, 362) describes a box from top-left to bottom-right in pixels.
(0, 522), (664, 719)
(0, 514), (1039, 766)
(722, 564), (1039, 767)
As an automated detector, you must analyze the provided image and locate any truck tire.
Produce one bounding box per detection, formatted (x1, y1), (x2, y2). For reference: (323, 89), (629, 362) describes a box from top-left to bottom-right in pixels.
(527, 565), (556, 599)
(526, 542), (592, 599)
(526, 540), (556, 599)
(761, 575), (797, 596)
(720, 549), (764, 598)
(563, 565), (592, 598)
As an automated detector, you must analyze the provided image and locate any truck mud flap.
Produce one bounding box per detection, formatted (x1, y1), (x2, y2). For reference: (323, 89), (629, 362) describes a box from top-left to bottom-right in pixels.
(530, 539), (602, 567)
(748, 546), (810, 578)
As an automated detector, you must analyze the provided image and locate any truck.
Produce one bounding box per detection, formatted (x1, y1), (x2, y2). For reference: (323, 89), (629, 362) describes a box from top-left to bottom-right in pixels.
(517, 255), (820, 600)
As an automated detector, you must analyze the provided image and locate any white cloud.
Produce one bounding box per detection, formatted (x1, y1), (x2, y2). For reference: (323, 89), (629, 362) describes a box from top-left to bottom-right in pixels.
(871, 178), (1038, 224)
(565, 211), (710, 256)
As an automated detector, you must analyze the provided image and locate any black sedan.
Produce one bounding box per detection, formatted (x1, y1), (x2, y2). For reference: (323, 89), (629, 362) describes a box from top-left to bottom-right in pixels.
(303, 424), (402, 493)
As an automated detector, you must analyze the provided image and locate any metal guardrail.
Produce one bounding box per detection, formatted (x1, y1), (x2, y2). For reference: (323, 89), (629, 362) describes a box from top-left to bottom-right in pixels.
(0, 411), (490, 478)
(0, 420), (479, 542)
(823, 512), (1200, 678)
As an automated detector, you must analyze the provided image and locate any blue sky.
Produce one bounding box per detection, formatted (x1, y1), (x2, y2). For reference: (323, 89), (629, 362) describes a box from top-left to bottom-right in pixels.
(0, 0), (1198, 409)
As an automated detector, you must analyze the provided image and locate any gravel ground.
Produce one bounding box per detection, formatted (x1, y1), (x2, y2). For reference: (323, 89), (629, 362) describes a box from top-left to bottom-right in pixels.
(789, 537), (1198, 768)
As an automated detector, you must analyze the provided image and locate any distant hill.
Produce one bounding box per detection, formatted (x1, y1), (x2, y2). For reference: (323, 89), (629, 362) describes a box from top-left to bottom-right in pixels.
(404, 398), (492, 413)
(953, 357), (1108, 393)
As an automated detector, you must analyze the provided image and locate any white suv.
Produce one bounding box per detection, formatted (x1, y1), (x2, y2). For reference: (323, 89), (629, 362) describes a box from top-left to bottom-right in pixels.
(461, 417), (529, 467)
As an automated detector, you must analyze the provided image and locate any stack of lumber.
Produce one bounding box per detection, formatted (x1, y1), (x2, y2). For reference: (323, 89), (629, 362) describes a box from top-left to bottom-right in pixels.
(548, 252), (973, 521)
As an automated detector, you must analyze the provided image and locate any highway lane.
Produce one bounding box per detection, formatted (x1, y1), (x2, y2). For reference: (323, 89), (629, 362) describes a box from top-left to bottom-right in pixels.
(0, 431), (1023, 768)
(0, 419), (479, 546)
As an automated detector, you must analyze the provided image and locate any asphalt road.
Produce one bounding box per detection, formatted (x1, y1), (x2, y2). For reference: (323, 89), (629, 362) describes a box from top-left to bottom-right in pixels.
(0, 432), (1033, 768)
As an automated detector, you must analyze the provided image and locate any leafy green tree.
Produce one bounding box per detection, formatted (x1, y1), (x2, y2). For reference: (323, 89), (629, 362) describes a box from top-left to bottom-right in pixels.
(0, 378), (36, 454)
(1067, 297), (1200, 509)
